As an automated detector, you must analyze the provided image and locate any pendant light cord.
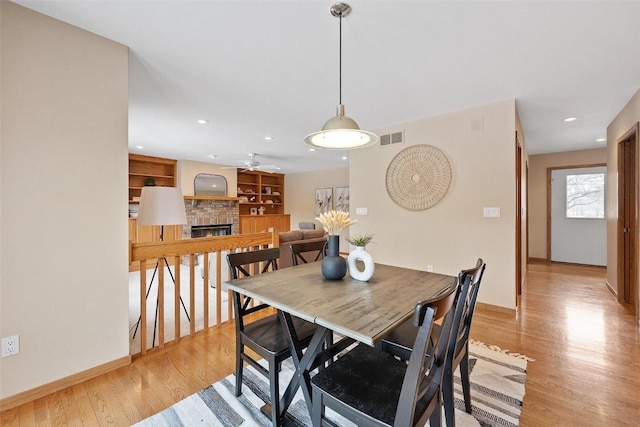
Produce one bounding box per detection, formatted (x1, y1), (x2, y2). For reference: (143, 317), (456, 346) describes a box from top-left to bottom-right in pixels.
(339, 12), (342, 105)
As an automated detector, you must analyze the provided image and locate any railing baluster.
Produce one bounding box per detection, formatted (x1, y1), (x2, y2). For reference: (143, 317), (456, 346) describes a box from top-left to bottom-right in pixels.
(203, 252), (209, 330)
(158, 258), (165, 348)
(140, 260), (147, 355)
(189, 254), (195, 336)
(174, 256), (181, 343)
(216, 251), (222, 325)
(130, 232), (276, 354)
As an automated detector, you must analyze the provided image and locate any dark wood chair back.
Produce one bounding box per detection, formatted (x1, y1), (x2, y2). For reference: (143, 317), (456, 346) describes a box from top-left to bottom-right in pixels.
(395, 279), (460, 425)
(451, 258), (486, 359)
(227, 247), (280, 325)
(290, 239), (327, 266)
(227, 247), (280, 279)
(310, 279), (460, 427)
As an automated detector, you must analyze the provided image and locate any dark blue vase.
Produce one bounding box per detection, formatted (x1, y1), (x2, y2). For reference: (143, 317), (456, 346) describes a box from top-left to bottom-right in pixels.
(322, 235), (347, 280)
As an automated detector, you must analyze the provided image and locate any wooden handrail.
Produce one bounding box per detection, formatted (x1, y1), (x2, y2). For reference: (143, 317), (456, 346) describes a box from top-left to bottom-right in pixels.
(131, 231), (277, 261)
(131, 230), (278, 355)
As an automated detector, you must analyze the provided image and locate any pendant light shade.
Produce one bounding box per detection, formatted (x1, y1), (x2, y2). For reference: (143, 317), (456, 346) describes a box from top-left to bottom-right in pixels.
(304, 2), (378, 150)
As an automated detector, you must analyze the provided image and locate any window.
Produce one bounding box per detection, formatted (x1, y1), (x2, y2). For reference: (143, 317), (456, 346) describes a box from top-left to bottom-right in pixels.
(566, 173), (605, 219)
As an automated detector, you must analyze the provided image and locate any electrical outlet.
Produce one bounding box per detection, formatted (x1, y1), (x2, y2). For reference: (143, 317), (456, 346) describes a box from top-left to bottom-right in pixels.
(1, 335), (20, 358)
(426, 265), (434, 272)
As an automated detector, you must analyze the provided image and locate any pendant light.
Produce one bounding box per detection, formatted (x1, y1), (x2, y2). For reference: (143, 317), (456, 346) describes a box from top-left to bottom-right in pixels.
(304, 2), (378, 150)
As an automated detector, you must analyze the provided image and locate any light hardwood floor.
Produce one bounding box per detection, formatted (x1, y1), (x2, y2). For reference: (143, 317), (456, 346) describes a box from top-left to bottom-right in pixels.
(2, 262), (639, 426)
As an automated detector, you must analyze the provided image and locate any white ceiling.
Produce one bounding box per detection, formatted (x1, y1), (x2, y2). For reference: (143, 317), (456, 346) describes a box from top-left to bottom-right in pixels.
(15, 0), (640, 174)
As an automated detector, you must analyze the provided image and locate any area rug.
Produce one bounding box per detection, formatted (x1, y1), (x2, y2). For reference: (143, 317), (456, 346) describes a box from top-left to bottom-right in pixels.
(134, 341), (530, 427)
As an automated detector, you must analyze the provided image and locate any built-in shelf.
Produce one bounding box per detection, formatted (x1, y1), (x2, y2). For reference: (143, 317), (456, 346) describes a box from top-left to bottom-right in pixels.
(237, 170), (285, 216)
(128, 153), (177, 203)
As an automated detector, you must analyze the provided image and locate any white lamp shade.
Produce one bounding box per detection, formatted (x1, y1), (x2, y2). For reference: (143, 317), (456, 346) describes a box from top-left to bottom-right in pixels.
(137, 186), (187, 226)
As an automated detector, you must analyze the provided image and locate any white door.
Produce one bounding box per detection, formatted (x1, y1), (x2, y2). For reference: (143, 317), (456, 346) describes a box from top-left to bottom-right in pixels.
(550, 167), (606, 265)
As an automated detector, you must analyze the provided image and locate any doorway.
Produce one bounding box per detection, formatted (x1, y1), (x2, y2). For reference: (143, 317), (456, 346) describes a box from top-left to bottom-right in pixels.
(549, 166), (607, 265)
(617, 123), (638, 307)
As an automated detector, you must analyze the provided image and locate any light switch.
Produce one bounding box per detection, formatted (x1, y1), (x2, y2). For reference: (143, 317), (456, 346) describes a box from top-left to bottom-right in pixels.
(483, 207), (501, 218)
(356, 207), (368, 215)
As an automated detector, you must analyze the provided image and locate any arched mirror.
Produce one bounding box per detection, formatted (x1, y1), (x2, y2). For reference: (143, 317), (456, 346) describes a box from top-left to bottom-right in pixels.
(194, 173), (228, 196)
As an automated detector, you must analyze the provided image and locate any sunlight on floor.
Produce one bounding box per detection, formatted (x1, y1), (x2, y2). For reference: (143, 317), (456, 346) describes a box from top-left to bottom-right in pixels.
(565, 305), (605, 364)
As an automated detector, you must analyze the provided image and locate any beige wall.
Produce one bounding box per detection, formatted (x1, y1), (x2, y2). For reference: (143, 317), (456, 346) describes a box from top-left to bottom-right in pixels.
(285, 168), (349, 238)
(528, 148), (607, 260)
(350, 100), (518, 309)
(606, 88), (640, 316)
(177, 159), (238, 197)
(0, 2), (129, 399)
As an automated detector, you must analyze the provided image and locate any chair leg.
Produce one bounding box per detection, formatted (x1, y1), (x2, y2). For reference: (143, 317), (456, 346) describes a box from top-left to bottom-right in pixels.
(442, 367), (455, 427)
(235, 345), (244, 397)
(429, 394), (442, 427)
(320, 331), (334, 370)
(269, 356), (280, 427)
(311, 388), (322, 427)
(460, 351), (472, 413)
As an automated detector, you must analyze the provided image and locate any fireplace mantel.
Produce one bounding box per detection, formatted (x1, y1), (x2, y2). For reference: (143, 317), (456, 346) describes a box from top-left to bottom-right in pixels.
(183, 196), (240, 201)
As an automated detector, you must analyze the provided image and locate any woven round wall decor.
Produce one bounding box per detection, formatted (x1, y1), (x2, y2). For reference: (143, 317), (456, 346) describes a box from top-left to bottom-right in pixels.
(385, 144), (451, 211)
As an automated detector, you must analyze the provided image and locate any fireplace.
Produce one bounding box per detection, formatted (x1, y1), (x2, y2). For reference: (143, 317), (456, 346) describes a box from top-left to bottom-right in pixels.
(182, 197), (239, 239)
(191, 224), (232, 238)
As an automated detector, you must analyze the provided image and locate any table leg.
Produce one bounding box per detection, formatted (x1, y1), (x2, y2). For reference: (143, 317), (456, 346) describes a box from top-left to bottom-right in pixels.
(277, 311), (356, 422)
(278, 311), (329, 417)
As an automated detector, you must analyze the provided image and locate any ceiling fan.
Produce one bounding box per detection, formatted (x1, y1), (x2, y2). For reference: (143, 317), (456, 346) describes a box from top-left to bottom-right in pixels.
(222, 153), (279, 172)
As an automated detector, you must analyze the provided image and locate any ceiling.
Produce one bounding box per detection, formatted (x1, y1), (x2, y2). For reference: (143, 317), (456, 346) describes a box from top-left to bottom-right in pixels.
(15, 1), (640, 174)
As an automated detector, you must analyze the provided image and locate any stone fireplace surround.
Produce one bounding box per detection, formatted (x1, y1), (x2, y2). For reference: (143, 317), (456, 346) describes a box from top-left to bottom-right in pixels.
(181, 197), (239, 239)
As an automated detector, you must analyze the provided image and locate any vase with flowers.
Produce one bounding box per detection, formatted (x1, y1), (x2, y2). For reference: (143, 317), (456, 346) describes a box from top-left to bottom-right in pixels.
(346, 233), (375, 281)
(316, 210), (356, 280)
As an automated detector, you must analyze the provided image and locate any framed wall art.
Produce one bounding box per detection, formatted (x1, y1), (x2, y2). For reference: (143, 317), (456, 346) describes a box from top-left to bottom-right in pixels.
(315, 188), (333, 215)
(335, 186), (349, 212)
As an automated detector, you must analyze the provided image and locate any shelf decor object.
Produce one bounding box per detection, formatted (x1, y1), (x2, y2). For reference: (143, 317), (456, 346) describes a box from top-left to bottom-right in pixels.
(316, 210), (356, 280)
(303, 2), (378, 150)
(346, 233), (375, 282)
(385, 144), (452, 211)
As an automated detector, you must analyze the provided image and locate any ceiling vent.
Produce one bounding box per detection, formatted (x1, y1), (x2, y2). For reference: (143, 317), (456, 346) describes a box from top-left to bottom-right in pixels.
(379, 131), (405, 146)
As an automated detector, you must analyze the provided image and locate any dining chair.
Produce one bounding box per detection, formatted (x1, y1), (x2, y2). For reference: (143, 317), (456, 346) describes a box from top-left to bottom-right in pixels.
(310, 279), (461, 427)
(379, 258), (486, 427)
(290, 239), (328, 266)
(227, 247), (318, 427)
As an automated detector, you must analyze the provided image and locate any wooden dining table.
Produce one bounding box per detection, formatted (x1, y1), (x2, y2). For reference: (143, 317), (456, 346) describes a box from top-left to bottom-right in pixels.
(223, 261), (455, 425)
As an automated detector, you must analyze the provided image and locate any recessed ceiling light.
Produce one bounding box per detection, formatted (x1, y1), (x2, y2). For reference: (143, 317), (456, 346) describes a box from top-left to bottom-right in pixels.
(596, 138), (606, 142)
(341, 156), (348, 160)
(563, 117), (577, 122)
(309, 148), (316, 152)
(207, 154), (217, 159)
(197, 119), (209, 124)
(135, 145), (144, 149)
(264, 136), (273, 141)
